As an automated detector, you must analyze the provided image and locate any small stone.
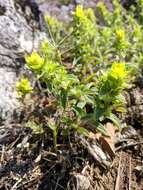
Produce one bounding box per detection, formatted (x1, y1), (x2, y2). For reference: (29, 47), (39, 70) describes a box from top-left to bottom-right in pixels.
(70, 174), (90, 190)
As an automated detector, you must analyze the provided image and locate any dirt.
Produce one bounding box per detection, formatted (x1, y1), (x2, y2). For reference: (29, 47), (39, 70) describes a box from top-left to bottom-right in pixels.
(0, 121), (143, 190)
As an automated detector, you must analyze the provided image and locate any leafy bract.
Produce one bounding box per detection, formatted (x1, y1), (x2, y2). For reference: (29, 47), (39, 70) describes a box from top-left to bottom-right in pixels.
(16, 78), (33, 97)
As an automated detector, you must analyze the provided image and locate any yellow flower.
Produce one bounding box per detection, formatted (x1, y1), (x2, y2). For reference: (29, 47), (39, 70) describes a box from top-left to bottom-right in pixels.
(115, 29), (125, 41)
(74, 5), (85, 18)
(86, 8), (96, 21)
(25, 52), (44, 71)
(16, 78), (33, 97)
(109, 62), (127, 80)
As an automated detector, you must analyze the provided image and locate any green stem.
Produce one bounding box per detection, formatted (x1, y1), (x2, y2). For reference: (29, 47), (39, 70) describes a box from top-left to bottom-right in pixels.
(53, 130), (57, 152)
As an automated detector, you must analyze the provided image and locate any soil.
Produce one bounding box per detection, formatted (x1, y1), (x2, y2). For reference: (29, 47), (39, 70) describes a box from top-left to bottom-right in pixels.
(0, 128), (143, 190)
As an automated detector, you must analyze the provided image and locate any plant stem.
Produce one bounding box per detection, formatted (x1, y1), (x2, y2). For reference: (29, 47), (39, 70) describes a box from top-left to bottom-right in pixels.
(53, 130), (57, 152)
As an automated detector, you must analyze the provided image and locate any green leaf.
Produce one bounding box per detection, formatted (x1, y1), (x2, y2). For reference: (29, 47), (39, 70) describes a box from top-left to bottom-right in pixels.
(77, 127), (90, 137)
(82, 113), (94, 122)
(94, 107), (105, 120)
(73, 106), (86, 117)
(26, 121), (44, 134)
(106, 113), (121, 130)
(115, 106), (126, 113)
(60, 89), (68, 109)
(48, 123), (57, 131)
(90, 120), (107, 135)
(77, 101), (86, 109)
(47, 118), (57, 131)
(82, 114), (107, 135)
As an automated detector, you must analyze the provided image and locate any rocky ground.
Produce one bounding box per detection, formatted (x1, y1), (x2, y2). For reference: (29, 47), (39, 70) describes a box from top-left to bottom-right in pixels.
(0, 0), (143, 190)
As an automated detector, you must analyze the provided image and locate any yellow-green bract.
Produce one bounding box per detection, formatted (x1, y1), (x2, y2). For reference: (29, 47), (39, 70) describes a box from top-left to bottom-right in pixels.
(16, 78), (33, 97)
(25, 52), (44, 72)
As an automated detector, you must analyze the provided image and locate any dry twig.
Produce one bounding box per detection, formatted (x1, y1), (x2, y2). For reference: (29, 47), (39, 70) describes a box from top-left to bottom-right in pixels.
(116, 141), (143, 151)
(129, 157), (132, 190)
(115, 152), (122, 190)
